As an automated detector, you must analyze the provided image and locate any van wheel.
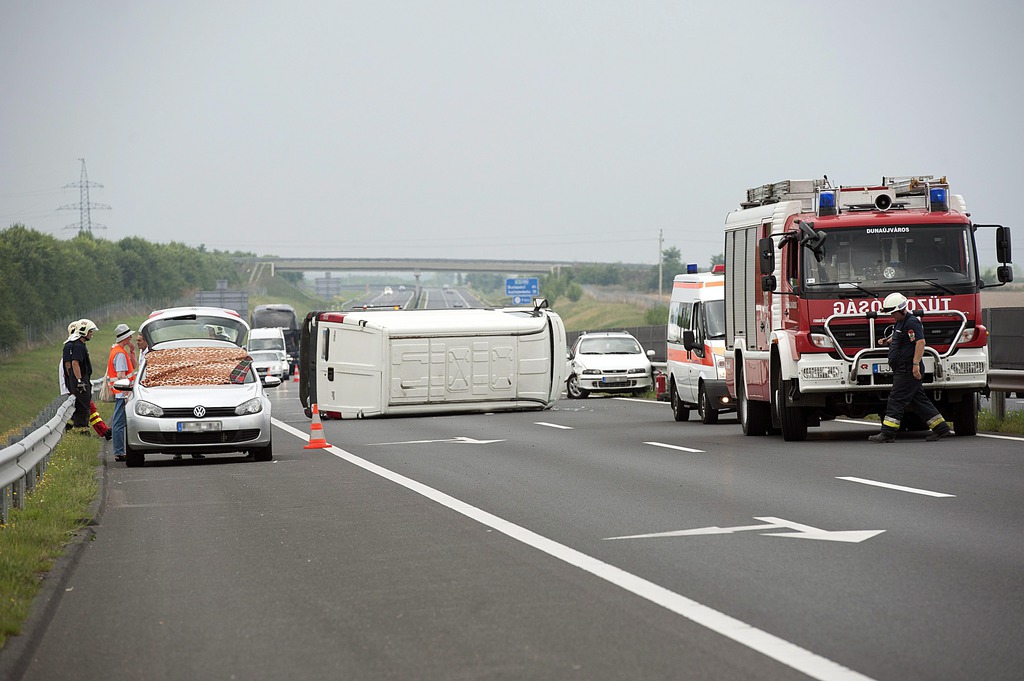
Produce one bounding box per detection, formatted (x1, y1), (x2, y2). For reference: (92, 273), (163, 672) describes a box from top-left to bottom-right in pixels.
(951, 394), (978, 436)
(698, 383), (718, 424)
(567, 375), (589, 399)
(737, 368), (769, 436)
(671, 380), (690, 421)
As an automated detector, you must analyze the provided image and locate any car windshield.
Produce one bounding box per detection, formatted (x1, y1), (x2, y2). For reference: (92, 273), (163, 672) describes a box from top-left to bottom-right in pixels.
(579, 337), (642, 354)
(802, 224), (976, 293)
(249, 338), (284, 351)
(143, 313), (248, 347)
(140, 347), (256, 386)
(250, 351), (284, 362)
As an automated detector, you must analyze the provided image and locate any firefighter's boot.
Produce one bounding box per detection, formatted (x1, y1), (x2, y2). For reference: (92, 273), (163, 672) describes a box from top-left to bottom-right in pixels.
(925, 415), (953, 441)
(868, 416), (899, 443)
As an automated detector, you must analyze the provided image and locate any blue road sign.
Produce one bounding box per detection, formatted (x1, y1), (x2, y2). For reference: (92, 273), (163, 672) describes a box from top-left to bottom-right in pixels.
(512, 295), (533, 305)
(506, 277), (539, 297)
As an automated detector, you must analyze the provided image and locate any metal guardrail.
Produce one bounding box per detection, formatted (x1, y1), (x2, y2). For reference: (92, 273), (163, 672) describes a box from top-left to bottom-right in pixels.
(988, 370), (1024, 420)
(1, 395), (76, 524)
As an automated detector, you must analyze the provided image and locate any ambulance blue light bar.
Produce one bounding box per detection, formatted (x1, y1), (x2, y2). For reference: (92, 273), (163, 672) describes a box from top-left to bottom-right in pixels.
(686, 263), (698, 274)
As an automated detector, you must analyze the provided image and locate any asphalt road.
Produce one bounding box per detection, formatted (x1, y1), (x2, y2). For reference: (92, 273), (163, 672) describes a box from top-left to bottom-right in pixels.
(9, 382), (1024, 681)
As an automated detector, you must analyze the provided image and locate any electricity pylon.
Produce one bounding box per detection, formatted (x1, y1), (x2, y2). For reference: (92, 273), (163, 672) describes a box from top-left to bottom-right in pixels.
(59, 158), (110, 234)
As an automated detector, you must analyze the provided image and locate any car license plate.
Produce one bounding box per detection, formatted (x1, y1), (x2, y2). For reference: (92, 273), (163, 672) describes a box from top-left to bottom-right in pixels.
(178, 421), (222, 432)
(872, 362), (891, 375)
(602, 378), (628, 385)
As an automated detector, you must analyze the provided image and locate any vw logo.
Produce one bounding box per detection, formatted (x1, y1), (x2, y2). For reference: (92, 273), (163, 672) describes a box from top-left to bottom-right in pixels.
(193, 405), (207, 418)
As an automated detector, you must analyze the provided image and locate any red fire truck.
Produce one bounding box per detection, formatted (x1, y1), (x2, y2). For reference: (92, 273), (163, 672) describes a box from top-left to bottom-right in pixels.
(722, 176), (1013, 441)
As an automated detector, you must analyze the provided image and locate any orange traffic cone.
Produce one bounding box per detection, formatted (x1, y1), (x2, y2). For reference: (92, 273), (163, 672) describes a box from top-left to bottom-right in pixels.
(291, 363), (300, 383)
(304, 404), (331, 449)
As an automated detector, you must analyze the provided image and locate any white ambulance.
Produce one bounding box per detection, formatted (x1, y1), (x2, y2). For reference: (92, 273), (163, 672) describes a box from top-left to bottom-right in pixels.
(666, 264), (733, 423)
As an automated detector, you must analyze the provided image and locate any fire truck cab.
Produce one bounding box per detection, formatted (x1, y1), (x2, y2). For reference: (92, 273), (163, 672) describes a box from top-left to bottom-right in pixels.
(666, 264), (734, 423)
(723, 175), (1013, 441)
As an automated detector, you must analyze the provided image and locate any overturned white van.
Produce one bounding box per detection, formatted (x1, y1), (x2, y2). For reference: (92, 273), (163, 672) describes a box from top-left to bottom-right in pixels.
(298, 301), (566, 419)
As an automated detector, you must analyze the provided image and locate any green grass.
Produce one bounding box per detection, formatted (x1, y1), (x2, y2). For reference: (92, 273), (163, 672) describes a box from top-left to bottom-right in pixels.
(978, 408), (1024, 434)
(0, 430), (100, 648)
(550, 296), (650, 332)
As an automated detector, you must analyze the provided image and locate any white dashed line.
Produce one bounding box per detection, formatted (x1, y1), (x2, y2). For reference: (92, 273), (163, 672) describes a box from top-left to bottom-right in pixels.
(535, 422), (573, 430)
(837, 476), (955, 498)
(643, 441), (705, 453)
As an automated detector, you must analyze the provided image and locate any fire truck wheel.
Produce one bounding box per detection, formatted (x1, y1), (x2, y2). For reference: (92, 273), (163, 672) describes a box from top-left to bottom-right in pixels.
(737, 368), (769, 436)
(951, 394), (978, 436)
(774, 373), (807, 441)
(698, 383), (718, 424)
(671, 380), (690, 421)
(566, 374), (589, 399)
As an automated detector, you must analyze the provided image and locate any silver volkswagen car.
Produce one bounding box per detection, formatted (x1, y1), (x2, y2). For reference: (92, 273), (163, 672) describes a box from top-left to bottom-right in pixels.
(116, 307), (281, 467)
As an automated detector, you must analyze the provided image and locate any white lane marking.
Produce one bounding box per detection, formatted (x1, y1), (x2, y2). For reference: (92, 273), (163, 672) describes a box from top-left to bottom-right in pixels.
(836, 418), (1024, 443)
(606, 516), (885, 544)
(535, 422), (573, 430)
(274, 418), (875, 681)
(614, 397), (667, 405)
(365, 436), (506, 446)
(644, 441), (705, 453)
(837, 476), (955, 498)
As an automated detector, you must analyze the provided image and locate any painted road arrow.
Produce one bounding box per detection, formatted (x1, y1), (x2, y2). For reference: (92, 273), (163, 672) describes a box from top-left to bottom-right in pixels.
(366, 436), (506, 446)
(604, 516), (885, 544)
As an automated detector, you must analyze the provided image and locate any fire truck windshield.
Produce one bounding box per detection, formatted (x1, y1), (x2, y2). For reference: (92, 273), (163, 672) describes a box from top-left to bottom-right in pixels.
(802, 224), (976, 295)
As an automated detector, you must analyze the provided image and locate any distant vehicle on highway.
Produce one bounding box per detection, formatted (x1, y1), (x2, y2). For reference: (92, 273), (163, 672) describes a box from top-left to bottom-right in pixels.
(566, 331), (654, 399)
(383, 286), (393, 295)
(251, 349), (290, 381)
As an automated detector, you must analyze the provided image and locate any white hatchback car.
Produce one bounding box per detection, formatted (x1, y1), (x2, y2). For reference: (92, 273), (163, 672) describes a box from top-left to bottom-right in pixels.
(566, 331), (655, 398)
(251, 349), (290, 381)
(116, 307), (281, 467)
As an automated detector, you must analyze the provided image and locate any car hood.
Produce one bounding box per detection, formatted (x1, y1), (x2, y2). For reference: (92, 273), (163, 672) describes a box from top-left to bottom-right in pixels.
(133, 381), (264, 409)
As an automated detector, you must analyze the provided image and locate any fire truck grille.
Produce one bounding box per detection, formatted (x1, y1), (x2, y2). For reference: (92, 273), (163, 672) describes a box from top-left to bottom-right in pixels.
(816, 321), (965, 355)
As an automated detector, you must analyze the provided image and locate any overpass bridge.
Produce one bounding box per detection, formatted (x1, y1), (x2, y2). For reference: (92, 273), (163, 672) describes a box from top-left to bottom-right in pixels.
(247, 256), (648, 275)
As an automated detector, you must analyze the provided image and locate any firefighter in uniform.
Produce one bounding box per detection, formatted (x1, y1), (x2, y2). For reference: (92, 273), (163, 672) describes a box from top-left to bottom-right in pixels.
(868, 293), (953, 443)
(63, 319), (98, 429)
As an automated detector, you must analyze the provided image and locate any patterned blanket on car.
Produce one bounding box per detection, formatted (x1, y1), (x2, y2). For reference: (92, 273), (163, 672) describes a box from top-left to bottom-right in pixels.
(141, 347), (253, 387)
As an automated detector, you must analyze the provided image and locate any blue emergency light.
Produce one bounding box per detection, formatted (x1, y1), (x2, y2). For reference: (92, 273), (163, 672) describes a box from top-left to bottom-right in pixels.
(686, 263), (698, 274)
(817, 190), (837, 216)
(929, 186), (948, 212)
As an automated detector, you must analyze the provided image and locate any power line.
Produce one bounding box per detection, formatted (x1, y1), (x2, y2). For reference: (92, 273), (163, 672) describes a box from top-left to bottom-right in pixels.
(58, 158), (110, 234)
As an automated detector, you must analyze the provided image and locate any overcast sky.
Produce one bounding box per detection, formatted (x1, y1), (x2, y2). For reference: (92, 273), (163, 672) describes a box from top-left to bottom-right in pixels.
(2, 1), (1022, 269)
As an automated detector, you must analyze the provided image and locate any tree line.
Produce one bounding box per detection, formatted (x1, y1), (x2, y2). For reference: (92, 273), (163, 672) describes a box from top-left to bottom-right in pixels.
(0, 224), (248, 352)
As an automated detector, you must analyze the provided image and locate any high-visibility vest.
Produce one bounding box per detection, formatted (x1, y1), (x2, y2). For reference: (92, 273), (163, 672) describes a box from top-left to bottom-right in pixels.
(106, 343), (137, 395)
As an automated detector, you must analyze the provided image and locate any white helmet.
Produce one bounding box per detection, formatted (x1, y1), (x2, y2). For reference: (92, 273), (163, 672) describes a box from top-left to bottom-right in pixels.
(881, 292), (909, 314)
(76, 319), (99, 338)
(67, 319), (80, 336)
